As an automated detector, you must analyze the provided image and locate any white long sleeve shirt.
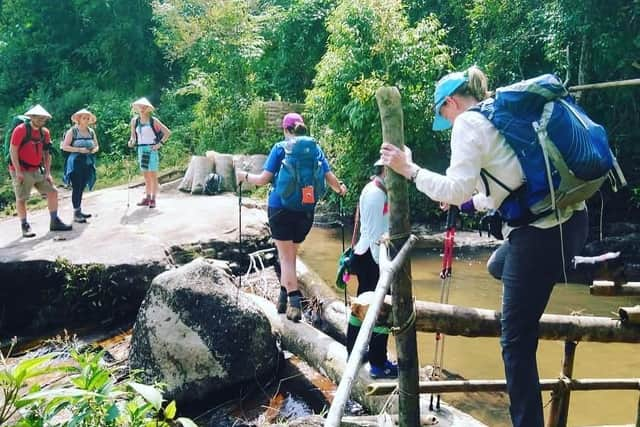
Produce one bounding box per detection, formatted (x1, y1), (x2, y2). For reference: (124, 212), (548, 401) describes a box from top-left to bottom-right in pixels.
(413, 110), (583, 230)
(353, 177), (389, 264)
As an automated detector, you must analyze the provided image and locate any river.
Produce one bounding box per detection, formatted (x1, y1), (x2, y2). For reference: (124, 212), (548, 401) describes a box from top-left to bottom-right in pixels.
(298, 226), (640, 426)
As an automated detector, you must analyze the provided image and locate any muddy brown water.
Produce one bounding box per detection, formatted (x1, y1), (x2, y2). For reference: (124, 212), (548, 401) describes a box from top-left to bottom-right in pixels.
(299, 226), (640, 427)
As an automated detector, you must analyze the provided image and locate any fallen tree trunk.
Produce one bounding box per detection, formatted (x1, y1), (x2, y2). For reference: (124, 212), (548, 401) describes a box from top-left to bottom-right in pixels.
(296, 258), (349, 342)
(247, 294), (487, 427)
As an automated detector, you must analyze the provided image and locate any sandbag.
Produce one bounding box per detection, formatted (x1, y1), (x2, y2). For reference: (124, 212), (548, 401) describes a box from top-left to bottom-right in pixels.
(178, 157), (195, 192)
(213, 153), (236, 192)
(205, 150), (218, 172)
(190, 156), (215, 195)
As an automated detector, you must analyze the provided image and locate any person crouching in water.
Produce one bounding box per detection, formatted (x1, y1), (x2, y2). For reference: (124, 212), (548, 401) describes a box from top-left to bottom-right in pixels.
(346, 159), (398, 379)
(8, 104), (72, 237)
(128, 97), (171, 208)
(235, 112), (347, 322)
(61, 108), (99, 223)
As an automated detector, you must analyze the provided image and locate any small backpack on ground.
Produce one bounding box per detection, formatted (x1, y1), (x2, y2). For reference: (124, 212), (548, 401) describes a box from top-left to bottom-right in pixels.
(3, 115), (45, 168)
(471, 74), (626, 226)
(134, 116), (163, 145)
(203, 173), (224, 195)
(274, 136), (327, 211)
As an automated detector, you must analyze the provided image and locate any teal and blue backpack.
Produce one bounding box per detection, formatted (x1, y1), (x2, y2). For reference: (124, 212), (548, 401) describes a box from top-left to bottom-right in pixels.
(274, 136), (327, 211)
(472, 74), (625, 226)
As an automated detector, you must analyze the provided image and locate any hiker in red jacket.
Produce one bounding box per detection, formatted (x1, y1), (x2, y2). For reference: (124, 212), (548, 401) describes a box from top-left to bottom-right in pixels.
(8, 105), (72, 238)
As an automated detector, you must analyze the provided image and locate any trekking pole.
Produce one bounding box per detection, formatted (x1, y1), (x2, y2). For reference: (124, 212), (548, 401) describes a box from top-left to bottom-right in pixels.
(238, 182), (243, 294)
(430, 205), (459, 411)
(339, 197), (347, 308)
(126, 149), (133, 209)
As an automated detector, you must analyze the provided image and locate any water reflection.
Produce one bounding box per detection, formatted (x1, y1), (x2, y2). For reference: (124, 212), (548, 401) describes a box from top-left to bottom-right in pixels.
(299, 226), (640, 426)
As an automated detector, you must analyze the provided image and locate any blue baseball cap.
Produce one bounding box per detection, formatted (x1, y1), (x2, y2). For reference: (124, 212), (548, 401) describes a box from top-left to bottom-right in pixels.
(432, 71), (468, 131)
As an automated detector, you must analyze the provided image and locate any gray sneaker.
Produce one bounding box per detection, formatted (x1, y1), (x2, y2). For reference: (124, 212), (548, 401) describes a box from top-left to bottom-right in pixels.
(74, 212), (87, 223)
(21, 222), (36, 238)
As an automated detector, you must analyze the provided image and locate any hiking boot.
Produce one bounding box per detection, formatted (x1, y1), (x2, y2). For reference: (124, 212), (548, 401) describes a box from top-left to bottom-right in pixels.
(50, 217), (72, 232)
(148, 199), (156, 208)
(74, 212), (87, 223)
(370, 360), (398, 379)
(21, 222), (36, 238)
(286, 305), (302, 322)
(136, 196), (149, 206)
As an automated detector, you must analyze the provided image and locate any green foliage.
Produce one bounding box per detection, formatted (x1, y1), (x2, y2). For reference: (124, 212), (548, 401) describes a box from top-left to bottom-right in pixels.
(255, 0), (336, 102)
(1, 342), (195, 427)
(0, 339), (60, 425)
(306, 0), (452, 217)
(153, 0), (267, 155)
(48, 258), (134, 326)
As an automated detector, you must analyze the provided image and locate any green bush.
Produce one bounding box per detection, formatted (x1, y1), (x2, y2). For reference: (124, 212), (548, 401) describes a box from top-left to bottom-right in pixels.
(0, 340), (196, 427)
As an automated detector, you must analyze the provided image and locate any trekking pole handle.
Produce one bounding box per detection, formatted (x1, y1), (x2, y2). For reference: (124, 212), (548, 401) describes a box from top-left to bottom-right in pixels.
(446, 205), (459, 229)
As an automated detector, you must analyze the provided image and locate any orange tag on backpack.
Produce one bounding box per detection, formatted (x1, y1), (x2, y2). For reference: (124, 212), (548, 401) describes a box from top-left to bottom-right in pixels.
(301, 186), (315, 204)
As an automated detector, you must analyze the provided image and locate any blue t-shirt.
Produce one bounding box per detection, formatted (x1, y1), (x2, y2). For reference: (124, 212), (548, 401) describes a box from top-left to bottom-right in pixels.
(264, 138), (331, 209)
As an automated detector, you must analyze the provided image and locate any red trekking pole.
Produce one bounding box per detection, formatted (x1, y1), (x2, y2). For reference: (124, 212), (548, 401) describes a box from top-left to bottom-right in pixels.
(430, 205), (459, 411)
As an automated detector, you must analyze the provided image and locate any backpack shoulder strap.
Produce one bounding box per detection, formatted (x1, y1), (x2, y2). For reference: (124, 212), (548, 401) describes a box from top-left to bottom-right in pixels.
(480, 168), (514, 194)
(372, 177), (387, 195)
(149, 116), (162, 140)
(22, 122), (32, 146)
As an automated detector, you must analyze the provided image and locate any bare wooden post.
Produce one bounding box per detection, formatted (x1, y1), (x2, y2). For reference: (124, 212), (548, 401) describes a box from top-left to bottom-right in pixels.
(547, 341), (577, 427)
(375, 86), (419, 427)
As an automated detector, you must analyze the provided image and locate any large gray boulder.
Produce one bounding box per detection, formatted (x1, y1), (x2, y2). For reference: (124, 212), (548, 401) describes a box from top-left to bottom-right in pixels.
(129, 258), (279, 402)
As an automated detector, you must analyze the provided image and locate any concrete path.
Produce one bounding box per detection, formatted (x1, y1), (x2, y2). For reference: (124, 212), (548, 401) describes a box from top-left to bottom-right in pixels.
(0, 182), (269, 265)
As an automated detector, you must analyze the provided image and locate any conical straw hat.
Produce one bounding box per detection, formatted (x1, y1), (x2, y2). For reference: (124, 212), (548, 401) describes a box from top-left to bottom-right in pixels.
(132, 97), (155, 111)
(24, 104), (52, 118)
(71, 108), (97, 124)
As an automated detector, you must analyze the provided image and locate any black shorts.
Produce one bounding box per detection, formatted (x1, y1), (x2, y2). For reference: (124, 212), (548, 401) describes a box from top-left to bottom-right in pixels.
(268, 207), (314, 243)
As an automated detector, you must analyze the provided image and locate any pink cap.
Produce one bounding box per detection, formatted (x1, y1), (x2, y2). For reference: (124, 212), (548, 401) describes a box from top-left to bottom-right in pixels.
(282, 112), (304, 129)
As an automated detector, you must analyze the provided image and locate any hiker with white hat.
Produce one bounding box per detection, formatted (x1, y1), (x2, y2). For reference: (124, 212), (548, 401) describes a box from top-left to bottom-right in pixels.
(61, 108), (100, 223)
(7, 104), (72, 237)
(127, 97), (171, 208)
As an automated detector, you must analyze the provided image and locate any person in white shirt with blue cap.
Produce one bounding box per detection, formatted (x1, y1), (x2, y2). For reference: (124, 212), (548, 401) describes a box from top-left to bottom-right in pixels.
(380, 66), (588, 427)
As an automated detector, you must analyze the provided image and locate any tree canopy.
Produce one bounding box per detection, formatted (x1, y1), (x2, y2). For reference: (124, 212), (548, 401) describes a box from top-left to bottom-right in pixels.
(1, 0), (638, 219)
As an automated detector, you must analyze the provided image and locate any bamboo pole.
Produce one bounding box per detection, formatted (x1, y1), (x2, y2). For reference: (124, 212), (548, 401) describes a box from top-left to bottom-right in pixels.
(568, 78), (640, 92)
(324, 236), (418, 427)
(375, 86), (420, 427)
(413, 301), (640, 343)
(619, 306), (640, 325)
(366, 378), (640, 396)
(547, 341), (578, 427)
(590, 281), (640, 297)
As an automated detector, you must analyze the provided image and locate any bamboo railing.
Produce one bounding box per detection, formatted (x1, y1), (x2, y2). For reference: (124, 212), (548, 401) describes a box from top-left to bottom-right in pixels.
(365, 300), (640, 427)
